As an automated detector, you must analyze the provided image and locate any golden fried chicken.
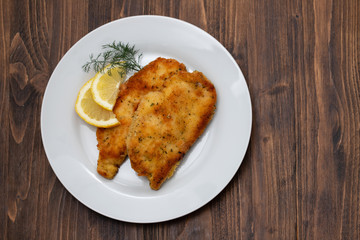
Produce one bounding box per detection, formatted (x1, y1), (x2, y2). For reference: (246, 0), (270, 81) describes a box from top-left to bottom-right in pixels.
(96, 58), (186, 179)
(96, 126), (127, 178)
(126, 71), (217, 190)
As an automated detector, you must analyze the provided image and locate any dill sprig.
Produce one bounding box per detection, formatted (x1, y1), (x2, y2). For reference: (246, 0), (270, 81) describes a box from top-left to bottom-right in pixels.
(82, 41), (142, 75)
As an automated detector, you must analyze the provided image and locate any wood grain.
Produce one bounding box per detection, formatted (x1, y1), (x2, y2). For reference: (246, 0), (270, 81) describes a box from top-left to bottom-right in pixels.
(295, 0), (360, 239)
(1, 0), (359, 239)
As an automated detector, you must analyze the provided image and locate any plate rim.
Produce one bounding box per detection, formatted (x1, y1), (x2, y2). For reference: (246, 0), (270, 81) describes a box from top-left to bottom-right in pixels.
(41, 15), (252, 223)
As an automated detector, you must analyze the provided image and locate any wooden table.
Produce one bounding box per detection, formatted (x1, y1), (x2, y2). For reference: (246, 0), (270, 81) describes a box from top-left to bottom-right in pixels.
(1, 0), (359, 239)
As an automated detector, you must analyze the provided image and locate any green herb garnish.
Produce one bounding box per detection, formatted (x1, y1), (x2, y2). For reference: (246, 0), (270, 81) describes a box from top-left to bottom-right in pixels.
(82, 41), (142, 75)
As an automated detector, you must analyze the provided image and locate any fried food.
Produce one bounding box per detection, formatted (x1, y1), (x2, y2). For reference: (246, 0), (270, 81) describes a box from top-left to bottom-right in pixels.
(96, 58), (186, 179)
(126, 71), (217, 190)
(96, 126), (127, 178)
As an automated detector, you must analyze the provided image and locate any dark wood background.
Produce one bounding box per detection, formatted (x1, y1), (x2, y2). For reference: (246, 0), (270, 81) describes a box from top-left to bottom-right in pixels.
(1, 0), (359, 239)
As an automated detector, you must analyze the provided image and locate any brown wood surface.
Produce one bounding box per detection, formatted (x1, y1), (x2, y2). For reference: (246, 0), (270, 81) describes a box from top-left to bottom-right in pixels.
(1, 0), (359, 239)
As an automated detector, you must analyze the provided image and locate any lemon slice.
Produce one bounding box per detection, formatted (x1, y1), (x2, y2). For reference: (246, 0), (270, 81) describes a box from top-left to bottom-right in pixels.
(91, 65), (125, 111)
(75, 78), (120, 128)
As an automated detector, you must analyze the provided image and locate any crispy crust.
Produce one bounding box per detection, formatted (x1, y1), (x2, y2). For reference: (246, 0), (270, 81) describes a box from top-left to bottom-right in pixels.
(113, 57), (186, 125)
(126, 71), (217, 190)
(96, 57), (217, 189)
(96, 126), (127, 178)
(96, 58), (186, 179)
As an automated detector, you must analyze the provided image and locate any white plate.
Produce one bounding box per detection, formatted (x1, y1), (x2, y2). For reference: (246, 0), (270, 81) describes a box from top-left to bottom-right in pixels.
(41, 15), (252, 223)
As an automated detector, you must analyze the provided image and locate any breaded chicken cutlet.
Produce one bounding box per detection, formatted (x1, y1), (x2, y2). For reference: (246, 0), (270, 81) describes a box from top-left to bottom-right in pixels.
(96, 57), (217, 190)
(96, 58), (186, 179)
(127, 71), (216, 190)
(96, 125), (127, 178)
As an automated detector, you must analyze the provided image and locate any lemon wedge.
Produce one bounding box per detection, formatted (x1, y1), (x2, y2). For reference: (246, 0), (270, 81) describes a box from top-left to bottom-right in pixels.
(91, 65), (125, 111)
(75, 78), (120, 128)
